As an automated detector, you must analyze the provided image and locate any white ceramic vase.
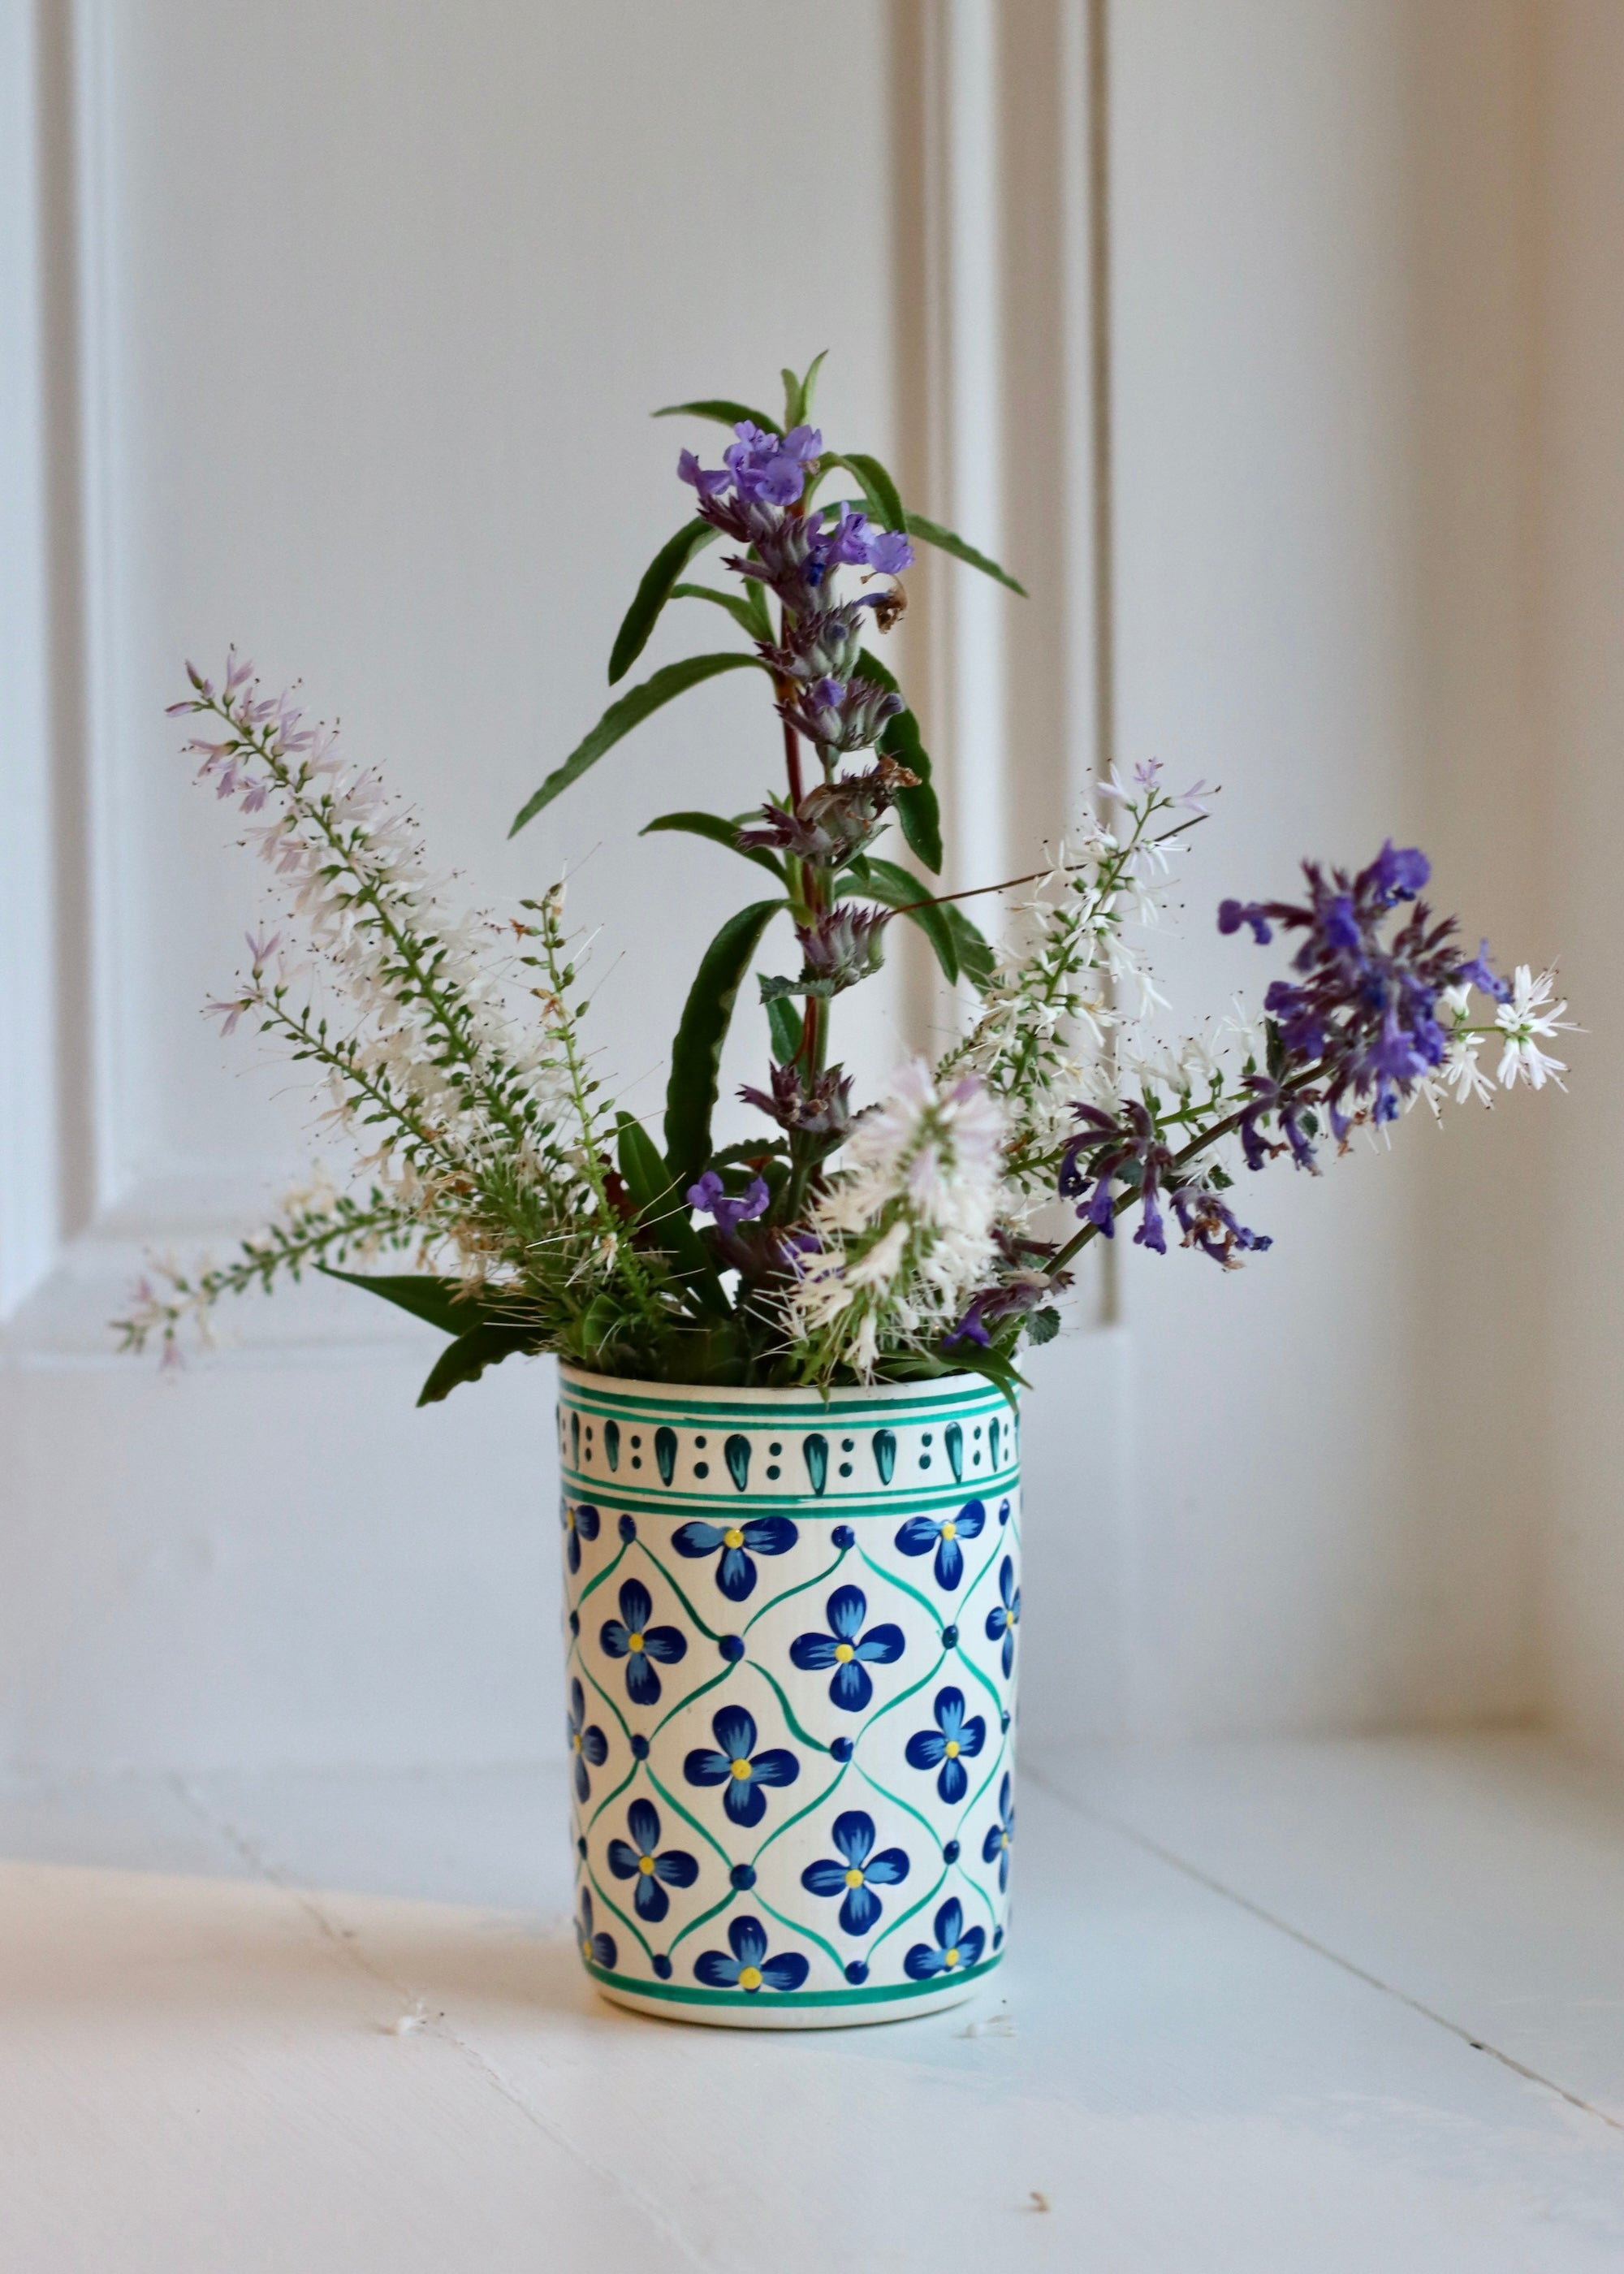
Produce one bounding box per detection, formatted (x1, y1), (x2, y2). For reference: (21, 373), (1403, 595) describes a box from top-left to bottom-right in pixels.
(558, 1366), (1021, 2028)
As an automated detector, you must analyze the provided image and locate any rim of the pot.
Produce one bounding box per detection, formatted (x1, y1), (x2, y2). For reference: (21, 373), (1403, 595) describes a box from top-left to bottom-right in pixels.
(556, 1362), (1009, 1407)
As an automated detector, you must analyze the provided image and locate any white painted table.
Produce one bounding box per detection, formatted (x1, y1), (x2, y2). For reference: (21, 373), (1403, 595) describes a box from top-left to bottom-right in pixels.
(4, 1736), (1624, 2269)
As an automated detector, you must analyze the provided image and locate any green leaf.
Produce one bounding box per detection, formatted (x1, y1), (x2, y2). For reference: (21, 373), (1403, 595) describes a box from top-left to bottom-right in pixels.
(706, 1136), (789, 1170)
(792, 349), (828, 428)
(652, 398), (781, 435)
(318, 1267), (495, 1338)
(903, 510), (1027, 596)
(510, 653), (765, 836)
(607, 521), (719, 683)
(949, 1347), (1027, 1407)
(759, 972), (840, 1003)
(767, 995), (804, 1062)
(827, 450), (905, 533)
(671, 580), (771, 644)
(664, 898), (786, 1181)
(416, 1324), (537, 1406)
(641, 809), (786, 884)
(849, 649), (941, 873)
(615, 1112), (729, 1316)
(843, 854), (958, 986)
(885, 708), (942, 875)
(942, 901), (996, 990)
(1026, 1305), (1061, 1346)
(849, 646), (899, 694)
(780, 366), (801, 427)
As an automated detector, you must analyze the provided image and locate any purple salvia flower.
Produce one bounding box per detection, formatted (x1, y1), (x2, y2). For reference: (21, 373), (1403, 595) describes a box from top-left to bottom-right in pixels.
(1369, 839), (1430, 902)
(677, 447), (732, 499)
(1218, 899), (1272, 945)
(1457, 940), (1512, 1003)
(1134, 1187), (1167, 1255)
(687, 1171), (771, 1237)
(862, 528), (914, 577)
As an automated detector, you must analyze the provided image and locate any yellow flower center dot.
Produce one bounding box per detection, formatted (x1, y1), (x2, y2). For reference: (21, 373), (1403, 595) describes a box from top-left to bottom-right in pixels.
(944, 1947), (961, 1969)
(844, 1868), (864, 1889)
(833, 1642), (855, 1662)
(628, 1632), (645, 1653)
(566, 1509), (575, 1529)
(738, 1965), (762, 1991)
(571, 1734), (581, 1752)
(944, 1740), (961, 1759)
(731, 1758), (752, 1780)
(941, 1522), (957, 1542)
(723, 1528), (745, 1550)
(1000, 1832), (1010, 1849)
(638, 1855), (655, 1876)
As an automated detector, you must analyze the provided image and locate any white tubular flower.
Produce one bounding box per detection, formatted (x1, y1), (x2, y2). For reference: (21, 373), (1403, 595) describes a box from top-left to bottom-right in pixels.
(784, 1064), (1007, 1378)
(1495, 966), (1577, 1092)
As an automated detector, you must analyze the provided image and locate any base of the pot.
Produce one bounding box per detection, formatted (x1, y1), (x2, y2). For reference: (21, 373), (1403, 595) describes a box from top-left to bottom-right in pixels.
(590, 1960), (998, 2031)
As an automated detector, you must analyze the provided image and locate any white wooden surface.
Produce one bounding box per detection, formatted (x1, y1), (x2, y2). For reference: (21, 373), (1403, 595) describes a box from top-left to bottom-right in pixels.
(3, 1736), (1623, 2270)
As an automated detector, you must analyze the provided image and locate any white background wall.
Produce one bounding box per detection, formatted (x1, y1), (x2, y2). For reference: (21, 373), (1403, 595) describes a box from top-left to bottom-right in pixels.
(0, 0), (1614, 1772)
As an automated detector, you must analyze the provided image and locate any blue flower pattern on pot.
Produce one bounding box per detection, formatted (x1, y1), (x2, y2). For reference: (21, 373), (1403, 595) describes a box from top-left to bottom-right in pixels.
(684, 1705), (800, 1828)
(576, 1887), (616, 1972)
(599, 1578), (687, 1706)
(905, 1686), (986, 1802)
(895, 1498), (986, 1589)
(985, 1554), (1021, 1677)
(672, 1514), (798, 1601)
(904, 1897), (985, 1982)
(981, 1772), (1016, 1892)
(561, 1497), (600, 1575)
(789, 1585), (905, 1712)
(559, 1373), (1019, 2022)
(694, 1915), (810, 1995)
(566, 1675), (608, 1803)
(607, 1799), (699, 1923)
(801, 1810), (910, 1935)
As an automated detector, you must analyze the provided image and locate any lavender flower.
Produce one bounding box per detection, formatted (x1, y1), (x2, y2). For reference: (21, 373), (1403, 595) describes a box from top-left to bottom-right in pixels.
(678, 422), (822, 508)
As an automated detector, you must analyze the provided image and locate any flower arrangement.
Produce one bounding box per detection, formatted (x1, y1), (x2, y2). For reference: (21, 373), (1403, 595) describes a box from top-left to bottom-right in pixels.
(120, 360), (1574, 1403)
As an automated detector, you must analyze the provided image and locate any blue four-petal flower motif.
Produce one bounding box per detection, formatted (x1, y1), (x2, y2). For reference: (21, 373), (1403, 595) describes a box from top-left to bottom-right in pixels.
(566, 1675), (608, 1803)
(903, 1896), (985, 1981)
(599, 1578), (687, 1706)
(606, 1798), (699, 1923)
(981, 1772), (1016, 1892)
(693, 1915), (810, 1995)
(672, 1515), (799, 1602)
(789, 1585), (905, 1712)
(800, 1810), (910, 1935)
(895, 1498), (986, 1589)
(905, 1685), (986, 1803)
(984, 1554), (1021, 1677)
(561, 1498), (600, 1575)
(575, 1887), (616, 1971)
(683, 1705), (800, 1828)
